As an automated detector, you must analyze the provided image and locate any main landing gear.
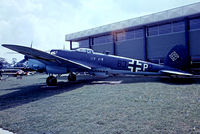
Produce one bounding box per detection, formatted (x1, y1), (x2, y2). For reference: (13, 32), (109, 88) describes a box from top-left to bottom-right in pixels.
(46, 75), (57, 86)
(68, 73), (76, 81)
(46, 73), (77, 86)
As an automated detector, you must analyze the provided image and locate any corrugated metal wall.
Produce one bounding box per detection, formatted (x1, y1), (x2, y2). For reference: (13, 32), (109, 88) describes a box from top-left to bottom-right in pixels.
(190, 30), (200, 57)
(92, 43), (114, 54)
(147, 32), (185, 60)
(77, 16), (200, 70)
(116, 39), (144, 60)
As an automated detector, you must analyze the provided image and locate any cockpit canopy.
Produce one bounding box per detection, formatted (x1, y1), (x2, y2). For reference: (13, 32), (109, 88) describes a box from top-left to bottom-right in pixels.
(75, 48), (94, 54)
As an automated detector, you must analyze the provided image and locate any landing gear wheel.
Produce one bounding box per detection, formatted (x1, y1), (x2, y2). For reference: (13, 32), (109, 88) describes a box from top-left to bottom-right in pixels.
(68, 73), (76, 81)
(46, 76), (57, 86)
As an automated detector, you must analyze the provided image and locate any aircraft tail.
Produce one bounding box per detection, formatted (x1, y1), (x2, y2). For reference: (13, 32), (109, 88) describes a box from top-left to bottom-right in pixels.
(164, 45), (190, 70)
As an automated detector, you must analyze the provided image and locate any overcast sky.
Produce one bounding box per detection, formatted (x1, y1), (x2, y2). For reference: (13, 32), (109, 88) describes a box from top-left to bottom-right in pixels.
(1, 0), (200, 62)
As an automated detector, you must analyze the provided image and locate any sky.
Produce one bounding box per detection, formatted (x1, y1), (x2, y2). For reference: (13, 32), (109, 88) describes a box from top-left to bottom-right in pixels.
(0, 0), (200, 63)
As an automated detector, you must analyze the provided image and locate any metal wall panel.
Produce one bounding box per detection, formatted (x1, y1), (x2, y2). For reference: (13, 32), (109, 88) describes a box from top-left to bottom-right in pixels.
(92, 43), (114, 54)
(116, 39), (144, 60)
(189, 30), (200, 56)
(147, 32), (185, 60)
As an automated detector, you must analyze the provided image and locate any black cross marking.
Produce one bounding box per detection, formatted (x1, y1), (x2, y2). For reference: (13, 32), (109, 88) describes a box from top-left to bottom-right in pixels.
(128, 60), (142, 72)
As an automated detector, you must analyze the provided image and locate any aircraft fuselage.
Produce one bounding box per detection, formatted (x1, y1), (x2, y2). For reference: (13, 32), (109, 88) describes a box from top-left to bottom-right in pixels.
(50, 49), (171, 75)
(2, 44), (192, 86)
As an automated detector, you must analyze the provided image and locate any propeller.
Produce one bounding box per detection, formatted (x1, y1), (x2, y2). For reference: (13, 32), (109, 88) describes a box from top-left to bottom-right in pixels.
(5, 42), (46, 72)
(14, 55), (28, 67)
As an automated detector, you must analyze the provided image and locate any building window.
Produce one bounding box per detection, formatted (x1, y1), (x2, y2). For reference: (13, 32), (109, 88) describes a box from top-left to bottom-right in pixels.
(134, 29), (144, 39)
(159, 23), (172, 35)
(79, 39), (89, 48)
(190, 17), (200, 30)
(173, 21), (184, 32)
(94, 35), (113, 45)
(117, 32), (126, 41)
(148, 26), (158, 36)
(117, 30), (134, 41)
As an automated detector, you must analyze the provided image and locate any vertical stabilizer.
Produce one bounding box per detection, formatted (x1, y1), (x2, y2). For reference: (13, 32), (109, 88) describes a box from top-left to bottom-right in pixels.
(164, 45), (190, 70)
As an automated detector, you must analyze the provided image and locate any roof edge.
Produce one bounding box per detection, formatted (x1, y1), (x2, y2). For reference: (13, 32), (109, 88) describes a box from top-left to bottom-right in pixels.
(65, 2), (200, 41)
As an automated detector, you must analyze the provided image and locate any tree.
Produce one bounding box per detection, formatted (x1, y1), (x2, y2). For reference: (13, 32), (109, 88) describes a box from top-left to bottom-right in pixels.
(0, 57), (11, 68)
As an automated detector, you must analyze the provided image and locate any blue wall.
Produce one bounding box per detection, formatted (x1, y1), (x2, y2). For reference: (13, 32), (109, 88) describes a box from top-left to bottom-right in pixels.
(76, 15), (200, 69)
(190, 29), (200, 57)
(147, 32), (185, 60)
(92, 43), (114, 54)
(116, 39), (144, 60)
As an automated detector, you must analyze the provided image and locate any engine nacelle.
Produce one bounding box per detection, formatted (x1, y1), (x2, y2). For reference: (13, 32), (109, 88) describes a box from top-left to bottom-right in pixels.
(27, 59), (67, 74)
(27, 59), (46, 72)
(46, 65), (67, 74)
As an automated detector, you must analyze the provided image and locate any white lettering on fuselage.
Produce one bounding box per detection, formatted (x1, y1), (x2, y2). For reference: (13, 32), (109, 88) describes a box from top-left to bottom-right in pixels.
(98, 58), (104, 61)
(91, 57), (104, 61)
(128, 59), (148, 72)
(91, 57), (96, 61)
(143, 63), (148, 71)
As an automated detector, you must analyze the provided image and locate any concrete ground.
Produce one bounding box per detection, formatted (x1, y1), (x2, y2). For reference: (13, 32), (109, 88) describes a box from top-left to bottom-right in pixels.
(0, 74), (199, 134)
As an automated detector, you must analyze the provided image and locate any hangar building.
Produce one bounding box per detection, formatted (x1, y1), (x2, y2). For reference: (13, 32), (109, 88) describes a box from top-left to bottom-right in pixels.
(65, 2), (200, 72)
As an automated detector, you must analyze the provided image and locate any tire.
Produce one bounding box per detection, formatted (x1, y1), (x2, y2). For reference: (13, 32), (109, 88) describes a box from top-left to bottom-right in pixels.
(46, 76), (57, 86)
(68, 74), (76, 81)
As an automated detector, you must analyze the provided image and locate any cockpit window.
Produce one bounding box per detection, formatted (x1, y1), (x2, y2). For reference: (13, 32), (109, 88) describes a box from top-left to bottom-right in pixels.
(50, 50), (58, 55)
(76, 48), (94, 54)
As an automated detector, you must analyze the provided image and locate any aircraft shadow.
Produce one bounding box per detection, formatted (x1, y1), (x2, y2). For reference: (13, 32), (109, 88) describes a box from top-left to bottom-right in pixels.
(103, 75), (200, 85)
(0, 80), (92, 111)
(0, 75), (200, 111)
(0, 75), (110, 111)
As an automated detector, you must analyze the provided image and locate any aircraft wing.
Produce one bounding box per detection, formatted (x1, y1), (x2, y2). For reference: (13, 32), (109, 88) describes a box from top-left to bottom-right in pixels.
(2, 44), (91, 70)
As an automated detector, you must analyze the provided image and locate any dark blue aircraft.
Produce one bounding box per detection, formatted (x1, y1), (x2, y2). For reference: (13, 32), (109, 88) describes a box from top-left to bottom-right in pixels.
(2, 44), (192, 86)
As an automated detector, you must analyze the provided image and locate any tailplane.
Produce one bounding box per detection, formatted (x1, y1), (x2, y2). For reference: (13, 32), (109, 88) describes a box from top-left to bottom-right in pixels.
(164, 45), (190, 70)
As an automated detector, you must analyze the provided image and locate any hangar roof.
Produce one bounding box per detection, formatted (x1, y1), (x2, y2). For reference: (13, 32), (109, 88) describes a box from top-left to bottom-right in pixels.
(65, 2), (200, 41)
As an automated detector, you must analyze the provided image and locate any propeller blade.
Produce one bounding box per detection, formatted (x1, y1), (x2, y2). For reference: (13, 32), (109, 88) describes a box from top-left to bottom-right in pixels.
(18, 58), (27, 64)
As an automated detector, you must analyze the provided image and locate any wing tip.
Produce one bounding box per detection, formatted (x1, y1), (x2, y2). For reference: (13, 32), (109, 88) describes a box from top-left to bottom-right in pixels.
(2, 44), (16, 48)
(1, 44), (7, 47)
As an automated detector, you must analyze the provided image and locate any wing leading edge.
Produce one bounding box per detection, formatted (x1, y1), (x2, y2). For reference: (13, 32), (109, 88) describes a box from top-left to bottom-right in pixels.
(160, 70), (193, 76)
(2, 44), (91, 70)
